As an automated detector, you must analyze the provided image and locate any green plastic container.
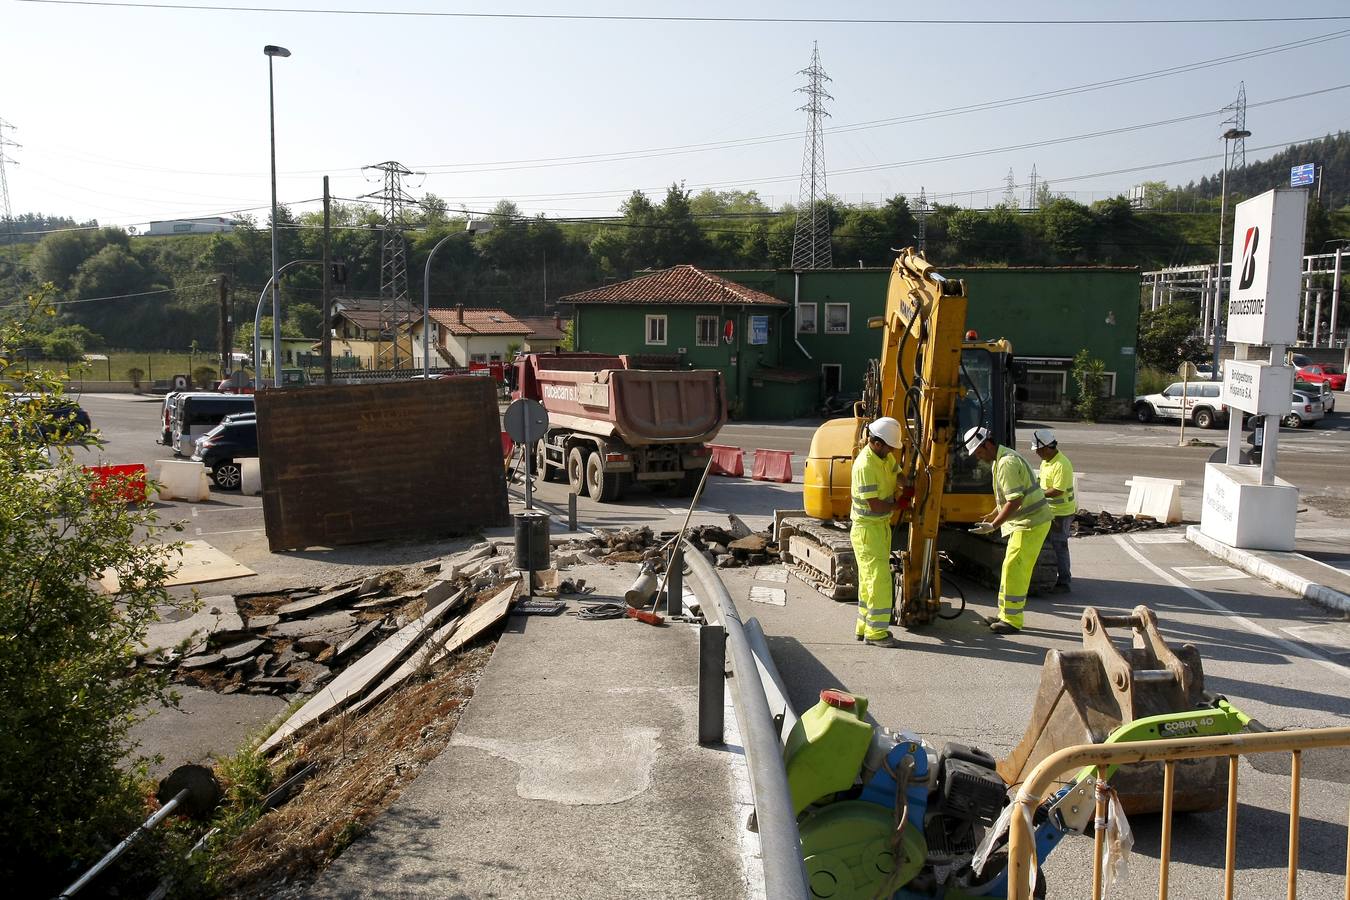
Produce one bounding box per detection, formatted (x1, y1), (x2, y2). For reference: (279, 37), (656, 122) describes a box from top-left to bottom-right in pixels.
(785, 689), (873, 814)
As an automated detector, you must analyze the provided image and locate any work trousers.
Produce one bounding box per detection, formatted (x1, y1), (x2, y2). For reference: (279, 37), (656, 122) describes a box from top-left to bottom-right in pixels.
(851, 522), (893, 641)
(998, 520), (1051, 630)
(1048, 515), (1073, 586)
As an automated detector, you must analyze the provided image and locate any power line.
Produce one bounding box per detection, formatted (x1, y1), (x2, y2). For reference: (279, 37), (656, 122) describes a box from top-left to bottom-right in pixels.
(18, 1), (1350, 25)
(0, 281), (217, 312)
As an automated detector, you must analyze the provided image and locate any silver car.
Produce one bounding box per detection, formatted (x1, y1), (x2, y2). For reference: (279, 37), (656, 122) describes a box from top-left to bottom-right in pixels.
(1284, 389), (1325, 428)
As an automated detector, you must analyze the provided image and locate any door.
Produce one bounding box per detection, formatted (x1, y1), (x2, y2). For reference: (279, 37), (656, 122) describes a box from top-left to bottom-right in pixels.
(822, 364), (842, 397)
(1158, 383), (1184, 418)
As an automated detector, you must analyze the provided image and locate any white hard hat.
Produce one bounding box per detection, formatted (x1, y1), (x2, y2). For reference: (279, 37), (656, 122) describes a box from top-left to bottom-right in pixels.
(867, 417), (902, 448)
(962, 426), (991, 456)
(1030, 428), (1057, 449)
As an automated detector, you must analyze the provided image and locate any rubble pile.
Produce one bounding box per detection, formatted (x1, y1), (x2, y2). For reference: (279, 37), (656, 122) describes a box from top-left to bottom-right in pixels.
(1072, 509), (1174, 536)
(138, 542), (516, 702)
(555, 515), (781, 571)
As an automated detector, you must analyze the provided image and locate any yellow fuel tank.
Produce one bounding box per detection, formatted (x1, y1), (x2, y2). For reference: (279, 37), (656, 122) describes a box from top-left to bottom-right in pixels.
(802, 416), (862, 520)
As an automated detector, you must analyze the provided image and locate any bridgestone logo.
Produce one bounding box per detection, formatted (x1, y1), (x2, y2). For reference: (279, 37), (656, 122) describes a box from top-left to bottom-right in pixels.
(1238, 225), (1260, 290)
(1229, 297), (1264, 316)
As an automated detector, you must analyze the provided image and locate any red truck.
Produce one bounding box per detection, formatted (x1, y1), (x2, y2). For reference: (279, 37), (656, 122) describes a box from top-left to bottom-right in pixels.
(512, 352), (726, 502)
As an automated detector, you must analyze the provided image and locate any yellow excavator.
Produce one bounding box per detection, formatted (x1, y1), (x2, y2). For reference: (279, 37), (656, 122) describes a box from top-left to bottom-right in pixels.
(778, 247), (1032, 625)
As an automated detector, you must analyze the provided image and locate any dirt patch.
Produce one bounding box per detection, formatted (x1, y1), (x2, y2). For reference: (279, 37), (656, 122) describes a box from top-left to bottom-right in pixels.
(1305, 494), (1350, 520)
(217, 645), (493, 898)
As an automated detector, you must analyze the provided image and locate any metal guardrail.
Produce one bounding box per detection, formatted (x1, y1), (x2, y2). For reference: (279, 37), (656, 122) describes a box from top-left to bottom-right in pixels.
(1005, 725), (1350, 900)
(683, 543), (812, 900)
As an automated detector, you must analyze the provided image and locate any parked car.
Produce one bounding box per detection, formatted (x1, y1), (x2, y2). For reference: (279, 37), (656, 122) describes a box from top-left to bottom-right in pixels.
(1285, 389), (1325, 429)
(1133, 381), (1229, 428)
(1294, 379), (1335, 413)
(6, 393), (93, 442)
(1288, 352), (1312, 368)
(192, 418), (258, 489)
(1295, 363), (1346, 392)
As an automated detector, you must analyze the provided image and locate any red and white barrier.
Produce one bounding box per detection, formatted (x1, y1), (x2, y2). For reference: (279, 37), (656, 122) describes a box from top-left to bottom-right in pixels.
(708, 444), (745, 477)
(82, 464), (149, 503)
(751, 448), (794, 483)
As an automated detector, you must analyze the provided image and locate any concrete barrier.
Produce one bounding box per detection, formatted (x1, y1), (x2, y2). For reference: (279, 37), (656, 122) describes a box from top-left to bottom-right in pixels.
(708, 444), (745, 477)
(156, 460), (211, 502)
(240, 458), (262, 496)
(752, 448), (794, 483)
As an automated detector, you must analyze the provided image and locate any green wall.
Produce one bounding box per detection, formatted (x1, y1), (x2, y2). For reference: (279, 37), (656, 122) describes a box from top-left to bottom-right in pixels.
(719, 267), (1140, 400)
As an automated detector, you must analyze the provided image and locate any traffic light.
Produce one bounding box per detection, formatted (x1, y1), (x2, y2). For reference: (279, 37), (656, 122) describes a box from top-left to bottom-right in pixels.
(330, 259), (348, 285)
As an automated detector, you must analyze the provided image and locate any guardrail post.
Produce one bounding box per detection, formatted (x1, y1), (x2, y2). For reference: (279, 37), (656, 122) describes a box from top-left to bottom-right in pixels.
(666, 547), (683, 617)
(698, 624), (726, 745)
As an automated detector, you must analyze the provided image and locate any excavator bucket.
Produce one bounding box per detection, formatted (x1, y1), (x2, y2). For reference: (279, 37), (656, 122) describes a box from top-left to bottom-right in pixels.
(997, 605), (1228, 814)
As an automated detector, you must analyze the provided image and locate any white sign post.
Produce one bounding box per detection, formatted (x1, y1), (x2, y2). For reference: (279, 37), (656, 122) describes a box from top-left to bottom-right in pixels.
(1200, 188), (1306, 550)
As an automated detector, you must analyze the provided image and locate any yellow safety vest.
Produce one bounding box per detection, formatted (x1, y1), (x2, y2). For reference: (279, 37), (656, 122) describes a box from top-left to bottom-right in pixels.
(1039, 450), (1077, 517)
(851, 444), (899, 526)
(992, 446), (1052, 534)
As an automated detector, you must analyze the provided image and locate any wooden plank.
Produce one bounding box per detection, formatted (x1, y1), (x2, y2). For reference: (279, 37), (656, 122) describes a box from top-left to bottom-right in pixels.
(258, 588), (468, 755)
(350, 579), (518, 718)
(276, 585), (361, 617)
(100, 541), (254, 593)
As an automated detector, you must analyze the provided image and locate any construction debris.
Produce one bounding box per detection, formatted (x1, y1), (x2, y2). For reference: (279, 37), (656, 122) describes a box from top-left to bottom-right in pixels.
(1071, 509), (1175, 537)
(556, 515), (782, 570)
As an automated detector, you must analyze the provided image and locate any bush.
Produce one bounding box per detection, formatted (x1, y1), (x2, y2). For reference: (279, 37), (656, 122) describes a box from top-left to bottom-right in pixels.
(0, 290), (188, 892)
(126, 366), (145, 388)
(193, 365), (218, 389)
(1072, 349), (1107, 422)
(1136, 367), (1173, 395)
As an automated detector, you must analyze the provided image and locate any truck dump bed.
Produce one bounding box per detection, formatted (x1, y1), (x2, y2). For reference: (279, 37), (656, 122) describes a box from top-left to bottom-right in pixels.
(520, 354), (725, 447)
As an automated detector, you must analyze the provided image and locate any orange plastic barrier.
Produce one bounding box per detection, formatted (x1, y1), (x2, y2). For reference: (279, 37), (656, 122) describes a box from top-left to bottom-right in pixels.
(752, 448), (793, 483)
(83, 464), (149, 503)
(708, 444), (745, 477)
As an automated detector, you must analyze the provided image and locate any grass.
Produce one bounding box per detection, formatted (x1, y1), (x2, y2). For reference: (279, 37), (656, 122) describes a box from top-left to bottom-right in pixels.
(27, 352), (206, 384)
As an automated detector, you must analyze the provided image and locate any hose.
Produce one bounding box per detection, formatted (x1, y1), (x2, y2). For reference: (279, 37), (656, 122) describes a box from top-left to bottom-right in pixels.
(936, 574), (967, 620)
(575, 602), (626, 621)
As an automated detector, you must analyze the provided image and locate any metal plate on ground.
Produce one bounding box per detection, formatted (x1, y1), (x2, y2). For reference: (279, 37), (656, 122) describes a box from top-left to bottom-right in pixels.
(1172, 565), (1247, 582)
(749, 586), (786, 606)
(756, 566), (789, 583)
(1130, 533), (1189, 544)
(100, 540), (254, 593)
(255, 379), (508, 551)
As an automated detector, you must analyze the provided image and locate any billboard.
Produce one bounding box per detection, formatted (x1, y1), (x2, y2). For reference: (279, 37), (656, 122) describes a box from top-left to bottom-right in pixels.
(1290, 163), (1315, 187)
(1225, 188), (1307, 346)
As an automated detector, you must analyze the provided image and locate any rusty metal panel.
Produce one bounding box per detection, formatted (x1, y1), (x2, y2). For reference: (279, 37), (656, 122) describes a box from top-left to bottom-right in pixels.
(255, 378), (508, 551)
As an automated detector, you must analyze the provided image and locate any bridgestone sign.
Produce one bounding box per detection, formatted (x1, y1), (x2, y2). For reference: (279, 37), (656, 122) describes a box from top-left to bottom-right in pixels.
(1224, 188), (1307, 346)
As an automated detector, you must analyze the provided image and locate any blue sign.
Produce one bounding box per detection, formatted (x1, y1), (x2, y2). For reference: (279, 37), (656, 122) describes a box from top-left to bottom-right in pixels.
(1290, 163), (1316, 187)
(749, 315), (769, 346)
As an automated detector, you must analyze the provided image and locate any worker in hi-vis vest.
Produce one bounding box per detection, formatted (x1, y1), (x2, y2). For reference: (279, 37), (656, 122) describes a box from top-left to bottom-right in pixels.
(1031, 428), (1076, 593)
(964, 427), (1052, 634)
(850, 417), (905, 649)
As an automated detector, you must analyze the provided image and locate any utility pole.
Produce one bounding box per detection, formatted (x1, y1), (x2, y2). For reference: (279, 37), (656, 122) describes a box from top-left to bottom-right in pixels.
(790, 42), (833, 270)
(322, 175), (333, 385)
(916, 187), (928, 253)
(218, 273), (232, 377)
(364, 160), (418, 369)
(1002, 168), (1017, 208)
(0, 118), (19, 261)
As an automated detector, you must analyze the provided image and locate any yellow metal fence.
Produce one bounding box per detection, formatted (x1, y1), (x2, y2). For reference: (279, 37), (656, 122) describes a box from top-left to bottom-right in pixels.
(1006, 726), (1350, 900)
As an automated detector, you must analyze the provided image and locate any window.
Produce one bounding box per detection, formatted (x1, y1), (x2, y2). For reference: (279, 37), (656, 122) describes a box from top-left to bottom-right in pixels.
(470, 353), (488, 364)
(1097, 373), (1118, 399)
(797, 303), (817, 334)
(824, 303), (850, 334)
(696, 315), (718, 347)
(1186, 383), (1218, 399)
(1162, 383), (1182, 398)
(1025, 370), (1067, 404)
(645, 314), (667, 346)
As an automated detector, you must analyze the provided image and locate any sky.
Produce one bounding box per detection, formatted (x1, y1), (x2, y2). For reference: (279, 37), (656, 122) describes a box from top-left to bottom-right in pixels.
(2, 0), (1348, 230)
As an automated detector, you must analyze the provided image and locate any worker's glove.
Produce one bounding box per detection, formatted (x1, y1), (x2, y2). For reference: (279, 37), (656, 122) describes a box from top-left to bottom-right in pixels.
(970, 521), (997, 535)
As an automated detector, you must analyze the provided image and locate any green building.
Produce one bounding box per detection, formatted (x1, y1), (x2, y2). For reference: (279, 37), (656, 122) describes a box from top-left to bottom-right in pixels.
(565, 264), (1140, 420)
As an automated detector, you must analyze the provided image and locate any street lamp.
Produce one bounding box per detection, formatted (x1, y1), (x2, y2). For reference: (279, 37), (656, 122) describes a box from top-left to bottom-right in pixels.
(253, 259), (320, 390)
(1213, 126), (1251, 375)
(264, 44), (291, 389)
(422, 234), (457, 378)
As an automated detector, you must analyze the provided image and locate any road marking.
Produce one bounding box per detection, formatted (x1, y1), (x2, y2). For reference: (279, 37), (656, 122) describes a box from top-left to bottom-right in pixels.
(189, 503), (263, 514)
(1172, 565), (1247, 582)
(1113, 535), (1350, 683)
(1130, 533), (1189, 544)
(194, 527), (265, 536)
(1281, 624), (1350, 653)
(1291, 552), (1350, 578)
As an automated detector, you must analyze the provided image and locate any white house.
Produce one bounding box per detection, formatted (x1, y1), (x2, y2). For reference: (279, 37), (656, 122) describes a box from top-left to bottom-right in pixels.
(411, 306), (531, 368)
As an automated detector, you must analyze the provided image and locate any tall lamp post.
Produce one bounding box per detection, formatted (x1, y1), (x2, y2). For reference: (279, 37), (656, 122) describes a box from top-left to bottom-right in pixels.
(422, 234), (458, 378)
(264, 44), (291, 389)
(1213, 126), (1252, 375)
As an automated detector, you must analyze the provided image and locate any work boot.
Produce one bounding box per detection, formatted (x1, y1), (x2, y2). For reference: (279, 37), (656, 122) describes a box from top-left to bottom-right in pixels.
(864, 634), (903, 649)
(855, 634), (864, 642)
(1051, 583), (1072, 594)
(988, 620), (1021, 635)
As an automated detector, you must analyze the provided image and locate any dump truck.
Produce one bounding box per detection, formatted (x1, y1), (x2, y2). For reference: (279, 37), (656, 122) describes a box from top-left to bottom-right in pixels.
(512, 352), (726, 502)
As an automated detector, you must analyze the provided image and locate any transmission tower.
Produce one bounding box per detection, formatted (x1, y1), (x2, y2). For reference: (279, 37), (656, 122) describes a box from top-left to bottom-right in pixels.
(916, 187), (928, 253)
(0, 119), (19, 259)
(364, 160), (417, 368)
(1221, 82), (1248, 171)
(1002, 168), (1018, 208)
(791, 42), (833, 270)
(1027, 165), (1039, 210)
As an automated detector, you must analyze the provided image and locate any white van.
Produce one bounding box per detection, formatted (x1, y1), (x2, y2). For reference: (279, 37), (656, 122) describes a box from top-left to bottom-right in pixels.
(1133, 381), (1228, 429)
(170, 393), (255, 455)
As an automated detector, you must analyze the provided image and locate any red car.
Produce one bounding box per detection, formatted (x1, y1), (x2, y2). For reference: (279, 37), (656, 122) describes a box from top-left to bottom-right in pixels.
(1296, 364), (1346, 392)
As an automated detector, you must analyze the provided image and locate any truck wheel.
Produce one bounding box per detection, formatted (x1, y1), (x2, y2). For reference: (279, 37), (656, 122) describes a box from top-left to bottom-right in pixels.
(585, 452), (625, 502)
(673, 469), (701, 497)
(567, 447), (589, 496)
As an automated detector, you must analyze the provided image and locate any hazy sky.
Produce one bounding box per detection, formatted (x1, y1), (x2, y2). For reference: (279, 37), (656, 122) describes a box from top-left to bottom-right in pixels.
(3, 0), (1348, 229)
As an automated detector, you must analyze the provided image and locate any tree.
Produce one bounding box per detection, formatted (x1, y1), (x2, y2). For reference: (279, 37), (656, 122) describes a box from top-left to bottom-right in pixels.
(286, 302), (323, 338)
(1137, 301), (1207, 372)
(234, 316), (303, 353)
(0, 290), (187, 892)
(1072, 349), (1107, 421)
(1036, 198), (1095, 260)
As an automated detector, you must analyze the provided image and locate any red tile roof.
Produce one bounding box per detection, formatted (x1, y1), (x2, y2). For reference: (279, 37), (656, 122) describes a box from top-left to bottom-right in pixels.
(562, 265), (787, 307)
(518, 316), (567, 341)
(428, 307), (531, 336)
